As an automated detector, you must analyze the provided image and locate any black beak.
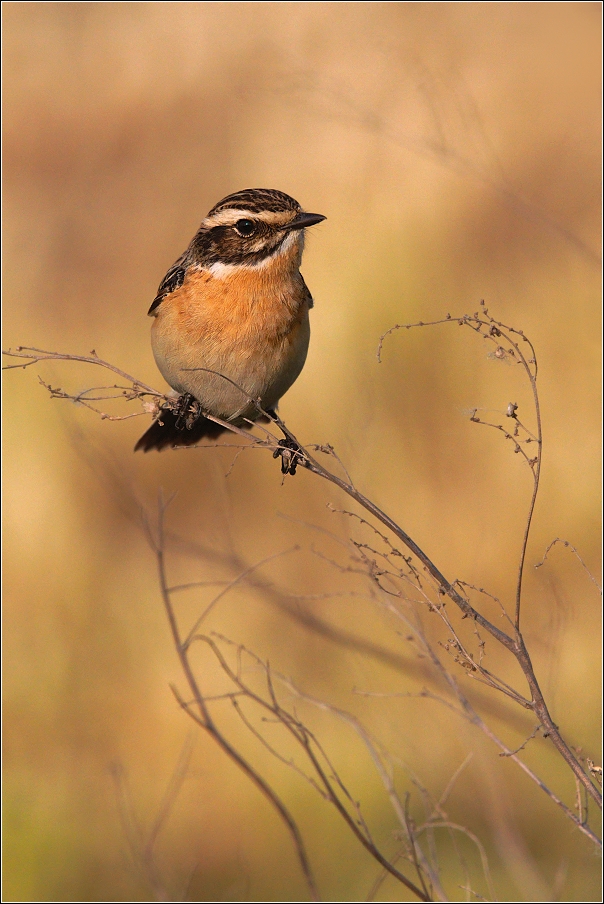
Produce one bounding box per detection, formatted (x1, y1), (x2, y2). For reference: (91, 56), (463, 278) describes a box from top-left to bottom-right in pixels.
(286, 212), (326, 231)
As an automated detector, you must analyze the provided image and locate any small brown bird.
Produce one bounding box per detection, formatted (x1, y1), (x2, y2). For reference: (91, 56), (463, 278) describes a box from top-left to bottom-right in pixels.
(135, 188), (325, 452)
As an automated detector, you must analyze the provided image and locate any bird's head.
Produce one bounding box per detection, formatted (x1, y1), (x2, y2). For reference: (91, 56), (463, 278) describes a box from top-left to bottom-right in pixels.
(191, 188), (325, 270)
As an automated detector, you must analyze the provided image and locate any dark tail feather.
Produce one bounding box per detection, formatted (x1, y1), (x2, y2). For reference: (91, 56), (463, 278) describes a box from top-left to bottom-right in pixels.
(134, 405), (229, 452)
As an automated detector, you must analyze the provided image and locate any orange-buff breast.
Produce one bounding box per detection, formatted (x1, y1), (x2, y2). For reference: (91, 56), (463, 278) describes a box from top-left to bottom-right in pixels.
(150, 262), (311, 421)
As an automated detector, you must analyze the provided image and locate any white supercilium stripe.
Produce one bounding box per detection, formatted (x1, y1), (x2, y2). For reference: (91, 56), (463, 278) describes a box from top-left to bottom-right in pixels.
(202, 209), (294, 229)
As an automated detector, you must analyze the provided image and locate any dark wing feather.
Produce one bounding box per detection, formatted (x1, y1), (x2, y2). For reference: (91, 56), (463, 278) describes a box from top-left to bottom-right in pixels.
(147, 254), (188, 315)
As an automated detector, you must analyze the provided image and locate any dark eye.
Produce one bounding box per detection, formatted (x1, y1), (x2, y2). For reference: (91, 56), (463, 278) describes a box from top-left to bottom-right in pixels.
(235, 219), (256, 237)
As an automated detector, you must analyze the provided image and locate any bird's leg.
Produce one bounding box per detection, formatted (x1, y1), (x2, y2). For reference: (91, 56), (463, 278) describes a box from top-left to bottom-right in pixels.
(273, 436), (307, 476)
(265, 409), (307, 475)
(174, 393), (202, 430)
(265, 408), (305, 475)
(185, 398), (203, 429)
(272, 437), (307, 475)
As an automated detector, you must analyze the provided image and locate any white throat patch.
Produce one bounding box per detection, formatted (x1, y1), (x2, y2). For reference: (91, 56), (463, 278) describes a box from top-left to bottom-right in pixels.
(208, 230), (302, 278)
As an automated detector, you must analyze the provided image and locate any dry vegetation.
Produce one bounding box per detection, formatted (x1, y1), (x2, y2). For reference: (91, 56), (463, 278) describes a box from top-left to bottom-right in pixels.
(3, 4), (600, 902)
(4, 300), (601, 900)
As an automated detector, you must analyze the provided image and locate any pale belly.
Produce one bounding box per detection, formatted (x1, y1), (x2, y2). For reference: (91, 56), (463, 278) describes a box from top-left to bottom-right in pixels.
(151, 305), (310, 422)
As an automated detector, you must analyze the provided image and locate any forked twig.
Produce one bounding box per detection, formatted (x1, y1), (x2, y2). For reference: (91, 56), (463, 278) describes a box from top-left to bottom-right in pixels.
(192, 633), (433, 901)
(4, 302), (600, 876)
(151, 493), (321, 902)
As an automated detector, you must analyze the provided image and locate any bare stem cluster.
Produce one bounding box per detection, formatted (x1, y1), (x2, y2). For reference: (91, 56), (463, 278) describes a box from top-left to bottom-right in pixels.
(4, 302), (601, 901)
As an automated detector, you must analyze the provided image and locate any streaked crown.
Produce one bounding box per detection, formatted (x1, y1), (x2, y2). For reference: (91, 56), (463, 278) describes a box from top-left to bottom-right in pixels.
(207, 188), (301, 217)
(188, 188), (325, 267)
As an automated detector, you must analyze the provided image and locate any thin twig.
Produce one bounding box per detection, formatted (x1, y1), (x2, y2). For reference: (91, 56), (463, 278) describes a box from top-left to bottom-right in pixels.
(6, 319), (601, 824)
(195, 634), (432, 901)
(153, 494), (321, 901)
(182, 546), (300, 647)
(535, 538), (602, 594)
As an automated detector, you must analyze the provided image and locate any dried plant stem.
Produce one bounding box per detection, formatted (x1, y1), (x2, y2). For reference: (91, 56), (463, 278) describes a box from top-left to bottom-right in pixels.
(3, 346), (162, 395)
(378, 308), (542, 632)
(292, 436), (601, 810)
(152, 493), (321, 903)
(4, 303), (600, 869)
(372, 309), (600, 810)
(196, 635), (433, 901)
(536, 538), (603, 593)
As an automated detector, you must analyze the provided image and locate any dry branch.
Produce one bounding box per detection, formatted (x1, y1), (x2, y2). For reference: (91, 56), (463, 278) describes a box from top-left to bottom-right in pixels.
(4, 303), (601, 902)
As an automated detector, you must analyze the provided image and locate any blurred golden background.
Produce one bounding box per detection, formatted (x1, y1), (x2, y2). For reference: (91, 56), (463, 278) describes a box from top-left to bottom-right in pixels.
(3, 3), (601, 901)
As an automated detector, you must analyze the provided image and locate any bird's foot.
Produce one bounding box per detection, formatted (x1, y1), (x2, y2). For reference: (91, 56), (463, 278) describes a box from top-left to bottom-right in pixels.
(273, 437), (307, 475)
(174, 393), (203, 430)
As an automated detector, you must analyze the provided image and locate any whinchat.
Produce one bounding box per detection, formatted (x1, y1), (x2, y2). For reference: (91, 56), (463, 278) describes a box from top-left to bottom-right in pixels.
(135, 188), (325, 452)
